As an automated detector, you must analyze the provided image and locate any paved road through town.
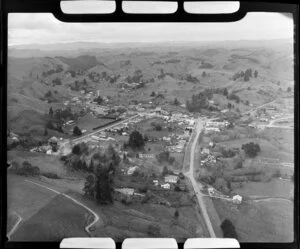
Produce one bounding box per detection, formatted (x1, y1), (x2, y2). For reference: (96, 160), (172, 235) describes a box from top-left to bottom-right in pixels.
(71, 114), (140, 144)
(184, 118), (217, 238)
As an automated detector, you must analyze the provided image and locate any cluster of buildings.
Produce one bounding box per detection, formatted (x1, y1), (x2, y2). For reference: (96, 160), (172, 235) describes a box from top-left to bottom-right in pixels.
(114, 187), (146, 202)
(204, 120), (230, 134)
(153, 174), (180, 190)
(167, 139), (187, 153)
(200, 153), (217, 167)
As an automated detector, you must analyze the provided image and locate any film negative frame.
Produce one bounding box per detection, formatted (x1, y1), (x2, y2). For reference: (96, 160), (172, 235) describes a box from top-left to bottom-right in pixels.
(0, 1), (299, 249)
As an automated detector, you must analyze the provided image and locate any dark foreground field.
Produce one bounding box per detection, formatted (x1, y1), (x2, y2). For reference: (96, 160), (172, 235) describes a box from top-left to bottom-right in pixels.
(11, 195), (89, 241)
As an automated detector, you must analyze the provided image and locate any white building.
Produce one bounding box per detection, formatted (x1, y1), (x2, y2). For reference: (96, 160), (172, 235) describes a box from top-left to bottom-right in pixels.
(127, 166), (139, 175)
(164, 175), (179, 184)
(139, 153), (155, 159)
(153, 180), (159, 186)
(114, 188), (134, 196)
(161, 183), (171, 189)
(204, 127), (220, 133)
(202, 148), (210, 154)
(232, 195), (243, 204)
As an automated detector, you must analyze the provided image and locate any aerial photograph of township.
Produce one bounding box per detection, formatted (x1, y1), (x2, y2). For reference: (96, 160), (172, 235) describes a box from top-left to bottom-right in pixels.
(6, 11), (294, 243)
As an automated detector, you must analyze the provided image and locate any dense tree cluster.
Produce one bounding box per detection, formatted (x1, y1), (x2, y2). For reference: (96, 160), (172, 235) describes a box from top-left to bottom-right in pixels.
(45, 90), (52, 98)
(42, 65), (63, 77)
(241, 142), (261, 158)
(158, 69), (174, 79)
(186, 92), (208, 112)
(73, 126), (82, 136)
(165, 59), (180, 64)
(88, 72), (100, 82)
(227, 93), (240, 104)
(151, 122), (162, 131)
(66, 69), (76, 77)
(52, 77), (62, 86)
(53, 107), (74, 121)
(199, 62), (213, 69)
(150, 91), (156, 97)
(15, 161), (40, 176)
(125, 130), (145, 150)
(186, 87), (229, 113)
(173, 98), (180, 105)
(184, 74), (199, 83)
(126, 69), (143, 83)
(46, 121), (63, 133)
(70, 78), (88, 91)
(233, 68), (258, 81)
(83, 145), (121, 204)
(221, 148), (237, 158)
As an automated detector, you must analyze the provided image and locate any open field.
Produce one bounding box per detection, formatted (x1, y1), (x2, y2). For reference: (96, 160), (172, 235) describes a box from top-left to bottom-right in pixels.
(7, 174), (59, 221)
(213, 198), (293, 242)
(233, 178), (293, 199)
(77, 114), (113, 132)
(66, 190), (206, 242)
(11, 194), (89, 241)
(217, 135), (293, 163)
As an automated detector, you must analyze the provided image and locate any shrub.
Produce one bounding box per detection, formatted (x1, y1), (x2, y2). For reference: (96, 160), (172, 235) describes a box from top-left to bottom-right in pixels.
(16, 161), (40, 176)
(221, 148), (236, 158)
(42, 172), (61, 179)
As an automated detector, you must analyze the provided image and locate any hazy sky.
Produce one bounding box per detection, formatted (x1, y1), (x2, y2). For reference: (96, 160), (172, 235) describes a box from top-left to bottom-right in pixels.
(8, 11), (293, 46)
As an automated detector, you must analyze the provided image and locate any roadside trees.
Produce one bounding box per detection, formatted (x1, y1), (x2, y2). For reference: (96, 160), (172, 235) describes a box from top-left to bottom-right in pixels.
(127, 130), (145, 150)
(221, 219), (238, 239)
(73, 126), (82, 136)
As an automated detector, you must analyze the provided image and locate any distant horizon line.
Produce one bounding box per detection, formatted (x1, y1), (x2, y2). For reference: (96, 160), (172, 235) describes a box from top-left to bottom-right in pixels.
(8, 37), (292, 48)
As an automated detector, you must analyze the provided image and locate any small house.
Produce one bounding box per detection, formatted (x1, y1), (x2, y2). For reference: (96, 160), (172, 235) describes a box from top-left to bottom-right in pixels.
(127, 166), (139, 175)
(114, 188), (134, 196)
(232, 195), (243, 204)
(202, 148), (210, 154)
(164, 175), (179, 184)
(161, 183), (171, 189)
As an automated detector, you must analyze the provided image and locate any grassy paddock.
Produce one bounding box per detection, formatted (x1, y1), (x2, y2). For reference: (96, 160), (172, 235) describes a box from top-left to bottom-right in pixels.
(11, 195), (88, 241)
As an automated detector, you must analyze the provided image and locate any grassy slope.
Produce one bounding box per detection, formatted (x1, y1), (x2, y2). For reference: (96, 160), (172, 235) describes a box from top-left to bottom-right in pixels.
(214, 198), (293, 242)
(7, 174), (58, 221)
(10, 195), (88, 241)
